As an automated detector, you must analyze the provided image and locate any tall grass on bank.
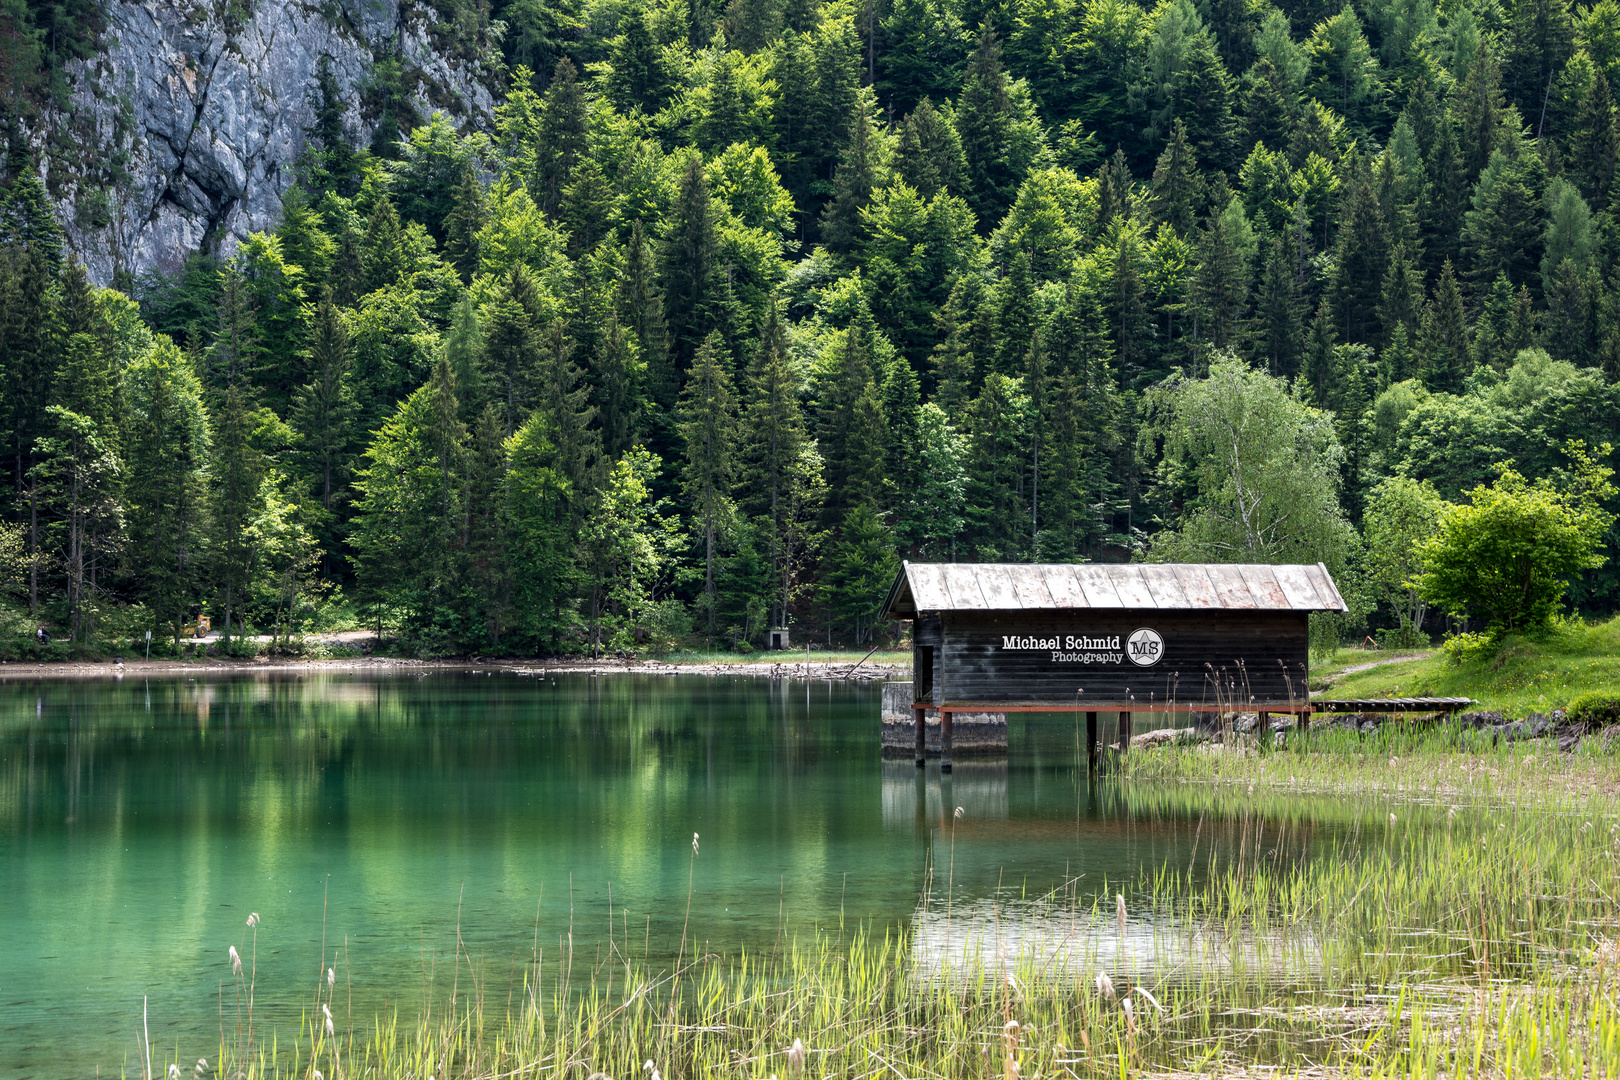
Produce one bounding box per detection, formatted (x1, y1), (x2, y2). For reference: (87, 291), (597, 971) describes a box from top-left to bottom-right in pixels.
(168, 755), (1620, 1079)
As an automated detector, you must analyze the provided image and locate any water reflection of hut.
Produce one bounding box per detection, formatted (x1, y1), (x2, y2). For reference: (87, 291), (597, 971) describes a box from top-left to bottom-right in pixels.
(880, 562), (1349, 771)
(881, 760), (1008, 829)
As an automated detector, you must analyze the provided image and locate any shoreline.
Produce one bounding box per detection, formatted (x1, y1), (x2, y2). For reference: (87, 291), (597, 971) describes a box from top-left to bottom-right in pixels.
(0, 653), (913, 681)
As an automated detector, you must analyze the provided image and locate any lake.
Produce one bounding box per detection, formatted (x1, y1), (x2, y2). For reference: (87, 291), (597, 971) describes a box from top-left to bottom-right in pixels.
(0, 670), (1348, 1078)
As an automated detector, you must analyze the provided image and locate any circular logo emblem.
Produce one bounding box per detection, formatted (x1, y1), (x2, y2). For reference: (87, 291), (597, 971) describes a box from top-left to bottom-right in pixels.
(1126, 628), (1164, 667)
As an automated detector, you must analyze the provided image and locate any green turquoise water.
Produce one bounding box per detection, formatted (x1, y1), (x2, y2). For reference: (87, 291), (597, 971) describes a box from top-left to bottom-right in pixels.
(1, 671), (1333, 1078)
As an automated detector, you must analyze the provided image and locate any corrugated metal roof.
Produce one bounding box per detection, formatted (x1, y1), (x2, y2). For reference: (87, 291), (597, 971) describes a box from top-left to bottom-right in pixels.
(882, 562), (1349, 617)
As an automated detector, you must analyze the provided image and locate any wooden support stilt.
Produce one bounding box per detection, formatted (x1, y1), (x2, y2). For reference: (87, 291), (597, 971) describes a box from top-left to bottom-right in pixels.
(1086, 711), (1098, 772)
(914, 706), (926, 767)
(1258, 710), (1271, 747)
(1119, 710), (1132, 754)
(940, 710), (953, 773)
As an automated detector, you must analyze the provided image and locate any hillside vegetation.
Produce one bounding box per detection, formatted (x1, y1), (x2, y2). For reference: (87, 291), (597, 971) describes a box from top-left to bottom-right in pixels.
(4, 0), (1620, 657)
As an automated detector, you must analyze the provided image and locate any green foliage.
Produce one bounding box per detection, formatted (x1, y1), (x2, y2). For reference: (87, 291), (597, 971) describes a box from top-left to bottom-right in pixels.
(1417, 444), (1617, 633)
(1564, 690), (1620, 726)
(24, 0), (1620, 656)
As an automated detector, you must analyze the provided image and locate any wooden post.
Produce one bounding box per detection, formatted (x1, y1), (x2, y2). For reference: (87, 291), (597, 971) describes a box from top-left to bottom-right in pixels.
(940, 710), (953, 773)
(1085, 711), (1098, 772)
(1258, 710), (1271, 747)
(914, 706), (927, 767)
(1118, 710), (1132, 755)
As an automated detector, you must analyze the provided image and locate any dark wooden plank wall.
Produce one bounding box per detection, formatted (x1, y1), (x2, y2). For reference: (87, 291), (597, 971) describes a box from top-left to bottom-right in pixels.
(929, 610), (1311, 709)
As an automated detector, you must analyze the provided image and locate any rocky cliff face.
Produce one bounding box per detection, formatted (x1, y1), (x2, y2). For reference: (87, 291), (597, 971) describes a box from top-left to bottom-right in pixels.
(48, 0), (495, 285)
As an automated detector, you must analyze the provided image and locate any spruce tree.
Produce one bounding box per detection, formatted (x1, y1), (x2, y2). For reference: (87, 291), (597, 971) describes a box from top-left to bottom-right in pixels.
(485, 264), (542, 436)
(1418, 260), (1470, 392)
(1454, 40), (1505, 182)
(443, 160), (486, 280)
(1571, 70), (1618, 208)
(292, 289), (356, 512)
(1331, 158), (1389, 345)
(360, 196), (409, 293)
(1256, 234), (1304, 376)
(1149, 119), (1202, 234)
(930, 278), (978, 413)
(737, 303), (810, 626)
(210, 381), (264, 642)
(535, 317), (599, 500)
(894, 98), (965, 199)
(992, 250), (1038, 377)
(619, 220), (673, 419)
(535, 58), (590, 216)
(819, 106), (881, 253)
(956, 23), (1019, 224)
(1376, 241), (1423, 347)
(591, 308), (641, 461)
(677, 331), (737, 641)
(660, 153), (722, 377)
(125, 341), (210, 648)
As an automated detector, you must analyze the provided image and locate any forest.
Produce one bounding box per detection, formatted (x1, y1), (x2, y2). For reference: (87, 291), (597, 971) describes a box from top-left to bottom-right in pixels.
(3, 0), (1620, 656)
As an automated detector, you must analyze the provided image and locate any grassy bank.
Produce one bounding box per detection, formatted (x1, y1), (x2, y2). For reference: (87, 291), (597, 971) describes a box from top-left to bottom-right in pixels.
(1313, 615), (1620, 718)
(172, 745), (1618, 1080)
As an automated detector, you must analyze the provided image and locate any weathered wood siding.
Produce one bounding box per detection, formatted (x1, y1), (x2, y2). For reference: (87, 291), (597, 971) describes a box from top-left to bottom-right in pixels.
(929, 610), (1310, 709)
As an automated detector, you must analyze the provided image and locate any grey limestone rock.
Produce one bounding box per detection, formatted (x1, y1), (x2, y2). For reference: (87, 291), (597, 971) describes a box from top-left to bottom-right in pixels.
(45, 0), (495, 284)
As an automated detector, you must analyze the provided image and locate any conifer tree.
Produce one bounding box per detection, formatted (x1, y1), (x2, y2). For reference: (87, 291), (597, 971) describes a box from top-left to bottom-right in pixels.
(1462, 147), (1546, 292)
(535, 58), (589, 216)
(210, 381), (264, 642)
(1113, 225), (1152, 384)
(125, 340), (209, 647)
(485, 264), (542, 436)
(619, 221), (673, 417)
(1418, 260), (1470, 392)
(276, 186), (335, 286)
(660, 153), (722, 375)
(606, 6), (674, 112)
(465, 404), (510, 645)
(304, 55), (359, 197)
(1149, 119), (1202, 234)
(1300, 300), (1338, 403)
(956, 23), (1019, 224)
(445, 293), (489, 423)
(1097, 149), (1134, 229)
(1571, 70), (1618, 208)
(819, 106), (881, 252)
(1331, 159), (1389, 344)
(212, 261), (263, 390)
(962, 371), (1027, 560)
(930, 279), (978, 413)
(992, 250), (1038, 376)
(894, 98), (965, 199)
(361, 196), (409, 293)
(738, 303), (811, 626)
(1473, 273), (1535, 370)
(1454, 40), (1505, 182)
(443, 160), (486, 281)
(535, 317), (599, 501)
(292, 289), (356, 512)
(818, 314), (889, 522)
(1376, 241), (1423, 348)
(677, 331), (737, 641)
(1256, 234), (1303, 375)
(591, 308), (641, 461)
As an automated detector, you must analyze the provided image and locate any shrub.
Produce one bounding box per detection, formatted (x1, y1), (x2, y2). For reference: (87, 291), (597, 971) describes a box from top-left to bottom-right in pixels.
(1440, 630), (1497, 666)
(1565, 692), (1620, 727)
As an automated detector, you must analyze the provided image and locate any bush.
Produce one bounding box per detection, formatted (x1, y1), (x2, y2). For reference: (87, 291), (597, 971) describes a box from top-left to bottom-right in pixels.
(1440, 630), (1497, 666)
(1565, 692), (1620, 727)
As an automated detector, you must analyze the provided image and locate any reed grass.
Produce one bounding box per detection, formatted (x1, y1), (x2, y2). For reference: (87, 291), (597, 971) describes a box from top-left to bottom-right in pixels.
(162, 745), (1620, 1080)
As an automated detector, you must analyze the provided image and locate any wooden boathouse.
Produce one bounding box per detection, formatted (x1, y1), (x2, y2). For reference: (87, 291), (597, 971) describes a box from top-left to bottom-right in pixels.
(879, 561), (1351, 771)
